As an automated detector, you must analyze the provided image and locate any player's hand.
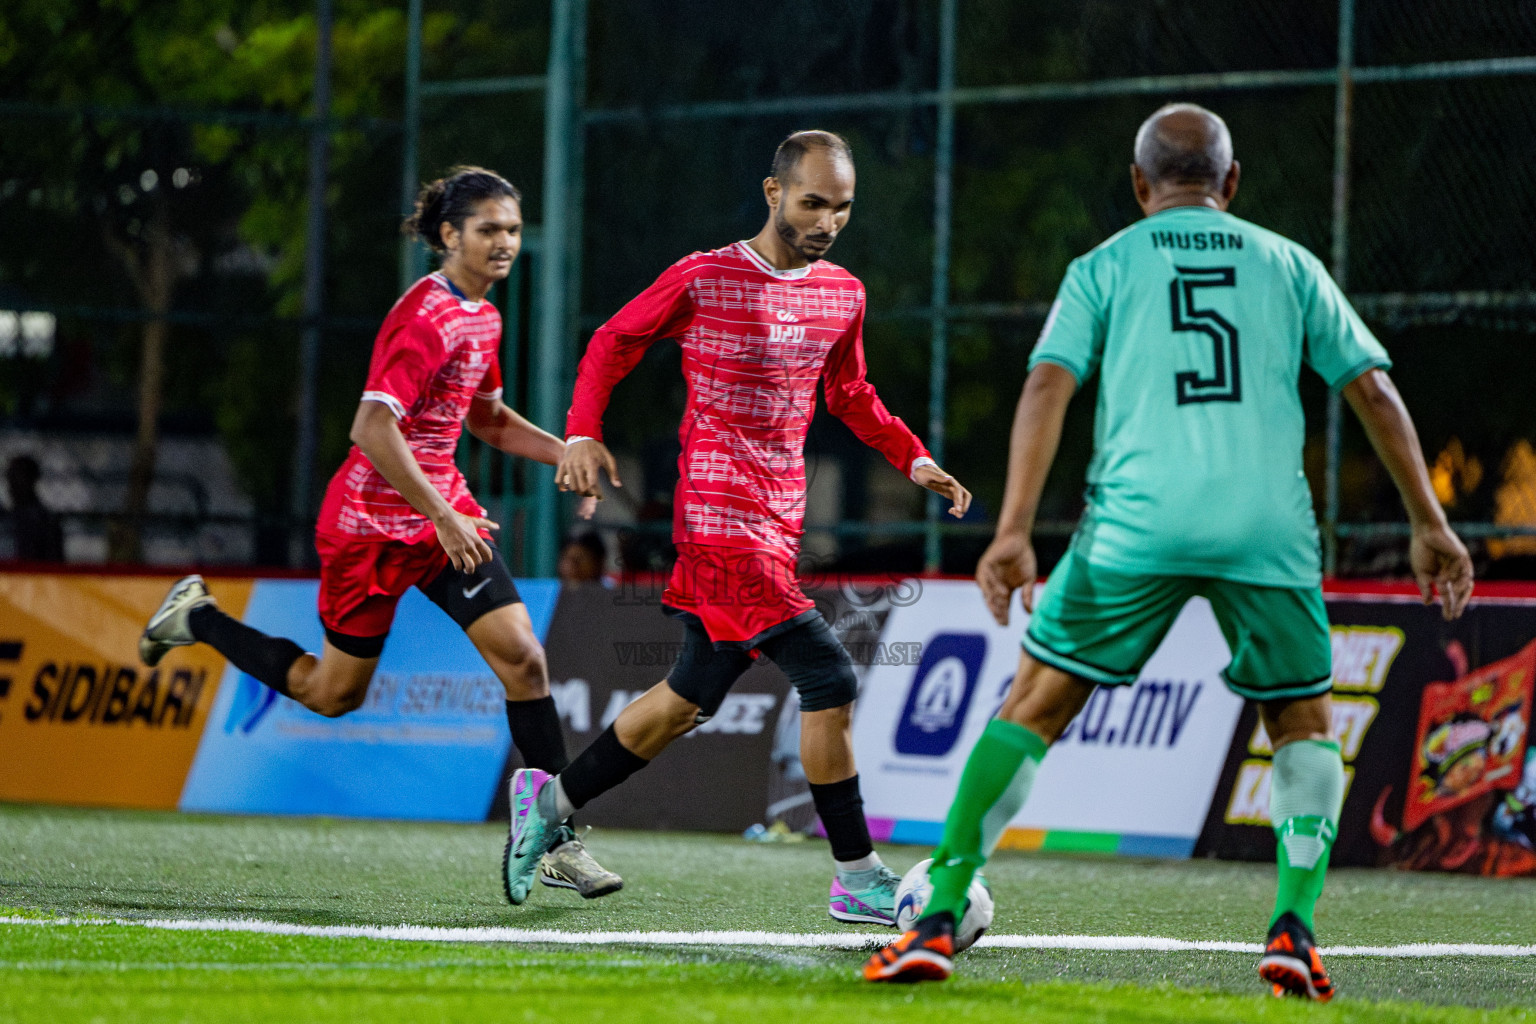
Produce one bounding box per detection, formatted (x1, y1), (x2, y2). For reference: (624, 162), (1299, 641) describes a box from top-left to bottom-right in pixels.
(575, 495), (598, 521)
(1409, 523), (1474, 621)
(433, 510), (498, 573)
(976, 528), (1037, 626)
(914, 464), (972, 519)
(557, 439), (622, 497)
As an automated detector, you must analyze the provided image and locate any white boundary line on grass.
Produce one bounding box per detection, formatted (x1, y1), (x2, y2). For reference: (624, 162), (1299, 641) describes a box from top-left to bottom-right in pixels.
(4, 916), (1535, 958)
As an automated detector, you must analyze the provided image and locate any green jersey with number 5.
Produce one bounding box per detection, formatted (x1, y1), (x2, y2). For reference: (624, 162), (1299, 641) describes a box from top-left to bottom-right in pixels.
(1029, 205), (1390, 587)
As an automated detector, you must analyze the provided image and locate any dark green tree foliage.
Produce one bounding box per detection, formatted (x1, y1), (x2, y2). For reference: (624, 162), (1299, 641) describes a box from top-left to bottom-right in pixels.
(2, 0), (1533, 571)
(0, 1), (513, 557)
(579, 0), (1536, 572)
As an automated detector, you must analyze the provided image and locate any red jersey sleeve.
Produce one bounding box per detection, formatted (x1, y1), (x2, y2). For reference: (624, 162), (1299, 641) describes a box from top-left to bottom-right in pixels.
(821, 291), (930, 476)
(566, 262), (694, 440)
(361, 314), (446, 420)
(474, 355), (503, 401)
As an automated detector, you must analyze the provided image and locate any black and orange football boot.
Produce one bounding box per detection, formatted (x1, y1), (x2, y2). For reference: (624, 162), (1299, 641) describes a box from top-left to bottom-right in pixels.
(1258, 911), (1335, 1002)
(862, 911), (956, 983)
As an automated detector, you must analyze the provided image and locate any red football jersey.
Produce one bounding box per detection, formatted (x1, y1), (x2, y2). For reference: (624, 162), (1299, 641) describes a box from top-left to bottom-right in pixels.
(317, 273), (502, 544)
(567, 241), (929, 557)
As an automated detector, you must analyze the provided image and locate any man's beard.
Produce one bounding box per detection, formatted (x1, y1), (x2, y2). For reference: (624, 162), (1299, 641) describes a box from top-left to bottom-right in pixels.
(774, 207), (833, 262)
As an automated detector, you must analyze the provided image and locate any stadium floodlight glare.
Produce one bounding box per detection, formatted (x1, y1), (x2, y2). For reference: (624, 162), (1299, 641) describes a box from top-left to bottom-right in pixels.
(20, 311), (56, 357)
(0, 310), (56, 358)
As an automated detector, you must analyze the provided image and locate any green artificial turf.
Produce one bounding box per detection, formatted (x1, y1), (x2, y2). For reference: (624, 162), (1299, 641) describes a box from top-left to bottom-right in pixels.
(2, 803), (1534, 1023)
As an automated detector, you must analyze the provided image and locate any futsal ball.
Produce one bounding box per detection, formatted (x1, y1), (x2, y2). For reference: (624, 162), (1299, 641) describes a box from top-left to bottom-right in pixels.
(893, 857), (994, 952)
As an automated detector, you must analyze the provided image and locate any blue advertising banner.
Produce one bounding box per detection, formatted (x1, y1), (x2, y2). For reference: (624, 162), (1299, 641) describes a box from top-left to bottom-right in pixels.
(179, 578), (558, 820)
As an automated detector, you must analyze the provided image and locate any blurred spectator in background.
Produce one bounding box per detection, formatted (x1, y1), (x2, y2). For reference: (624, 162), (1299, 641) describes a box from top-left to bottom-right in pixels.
(5, 455), (64, 561)
(557, 532), (607, 585)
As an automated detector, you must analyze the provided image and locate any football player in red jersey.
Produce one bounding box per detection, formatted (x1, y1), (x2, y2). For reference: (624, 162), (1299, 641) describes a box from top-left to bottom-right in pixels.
(140, 167), (622, 901)
(500, 132), (972, 917)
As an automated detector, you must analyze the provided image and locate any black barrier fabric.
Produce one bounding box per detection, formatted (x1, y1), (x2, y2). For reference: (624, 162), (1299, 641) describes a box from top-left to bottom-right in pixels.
(491, 578), (899, 832)
(1195, 596), (1536, 876)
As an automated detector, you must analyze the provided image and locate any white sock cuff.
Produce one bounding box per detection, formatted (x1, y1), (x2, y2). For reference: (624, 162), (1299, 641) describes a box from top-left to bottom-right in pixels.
(834, 852), (882, 873)
(552, 776), (577, 822)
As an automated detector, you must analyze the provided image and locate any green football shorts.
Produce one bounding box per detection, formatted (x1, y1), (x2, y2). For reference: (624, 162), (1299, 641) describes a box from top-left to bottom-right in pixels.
(1021, 550), (1333, 702)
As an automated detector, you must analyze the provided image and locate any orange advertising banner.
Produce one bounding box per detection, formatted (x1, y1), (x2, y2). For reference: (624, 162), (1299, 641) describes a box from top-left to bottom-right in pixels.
(0, 573), (249, 809)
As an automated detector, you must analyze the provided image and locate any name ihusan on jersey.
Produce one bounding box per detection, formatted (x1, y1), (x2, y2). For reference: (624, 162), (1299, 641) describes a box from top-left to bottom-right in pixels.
(1150, 229), (1244, 252)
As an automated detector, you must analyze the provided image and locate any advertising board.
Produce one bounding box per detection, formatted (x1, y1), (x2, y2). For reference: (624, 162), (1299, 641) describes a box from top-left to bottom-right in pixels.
(850, 579), (1246, 857)
(180, 577), (558, 821)
(1196, 592), (1536, 876)
(0, 572), (245, 809)
(529, 581), (793, 831)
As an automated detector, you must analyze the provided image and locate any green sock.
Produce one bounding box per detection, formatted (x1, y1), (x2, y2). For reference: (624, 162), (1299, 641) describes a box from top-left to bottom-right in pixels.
(924, 719), (1048, 920)
(1269, 738), (1345, 932)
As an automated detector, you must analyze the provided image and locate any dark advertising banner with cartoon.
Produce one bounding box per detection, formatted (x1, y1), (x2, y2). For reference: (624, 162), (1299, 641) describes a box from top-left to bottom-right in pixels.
(517, 577), (902, 832)
(518, 580), (790, 832)
(1195, 593), (1536, 876)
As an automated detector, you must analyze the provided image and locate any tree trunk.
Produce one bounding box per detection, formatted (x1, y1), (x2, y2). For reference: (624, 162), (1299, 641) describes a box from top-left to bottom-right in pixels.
(107, 198), (174, 563)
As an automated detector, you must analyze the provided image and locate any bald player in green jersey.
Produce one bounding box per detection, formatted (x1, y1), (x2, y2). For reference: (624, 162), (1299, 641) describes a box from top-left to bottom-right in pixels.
(865, 102), (1475, 996)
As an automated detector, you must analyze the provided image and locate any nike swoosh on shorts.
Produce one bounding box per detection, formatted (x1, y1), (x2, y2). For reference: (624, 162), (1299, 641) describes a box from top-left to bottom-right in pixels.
(463, 578), (491, 599)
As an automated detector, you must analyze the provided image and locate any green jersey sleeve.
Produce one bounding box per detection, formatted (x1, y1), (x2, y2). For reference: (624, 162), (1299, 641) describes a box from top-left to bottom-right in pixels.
(1297, 253), (1391, 389)
(1028, 257), (1106, 384)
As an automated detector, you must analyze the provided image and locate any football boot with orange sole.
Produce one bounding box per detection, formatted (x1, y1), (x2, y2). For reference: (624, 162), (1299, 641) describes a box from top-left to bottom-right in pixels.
(862, 911), (956, 983)
(1258, 910), (1335, 1002)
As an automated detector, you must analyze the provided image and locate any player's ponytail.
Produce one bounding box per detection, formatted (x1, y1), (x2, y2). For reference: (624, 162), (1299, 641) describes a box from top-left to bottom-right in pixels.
(403, 166), (521, 252)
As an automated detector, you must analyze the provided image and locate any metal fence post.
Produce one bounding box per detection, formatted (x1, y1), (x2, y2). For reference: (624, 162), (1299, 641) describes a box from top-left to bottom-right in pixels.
(399, 0), (424, 292)
(1324, 0), (1356, 576)
(290, 0), (332, 566)
(925, 0), (958, 573)
(532, 0), (581, 579)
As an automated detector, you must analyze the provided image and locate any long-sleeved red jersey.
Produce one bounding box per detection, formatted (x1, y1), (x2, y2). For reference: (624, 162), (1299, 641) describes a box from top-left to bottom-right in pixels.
(567, 241), (929, 562)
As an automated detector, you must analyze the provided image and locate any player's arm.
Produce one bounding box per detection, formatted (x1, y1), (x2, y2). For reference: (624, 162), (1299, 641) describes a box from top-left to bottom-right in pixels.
(557, 265), (694, 497)
(467, 399), (599, 520)
(466, 398), (564, 465)
(1342, 369), (1473, 619)
(976, 362), (1077, 625)
(822, 298), (971, 517)
(350, 401), (495, 572)
(978, 260), (1101, 625)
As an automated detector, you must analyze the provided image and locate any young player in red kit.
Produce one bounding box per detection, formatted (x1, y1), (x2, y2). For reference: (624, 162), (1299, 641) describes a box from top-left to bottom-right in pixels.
(139, 167), (621, 901)
(500, 132), (973, 918)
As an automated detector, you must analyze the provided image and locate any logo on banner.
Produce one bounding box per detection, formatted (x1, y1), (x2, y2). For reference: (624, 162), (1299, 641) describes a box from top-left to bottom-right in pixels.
(225, 674), (280, 734)
(895, 633), (987, 757)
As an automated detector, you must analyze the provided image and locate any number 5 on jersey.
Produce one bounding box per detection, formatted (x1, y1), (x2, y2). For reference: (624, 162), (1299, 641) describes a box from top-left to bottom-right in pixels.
(1170, 265), (1240, 405)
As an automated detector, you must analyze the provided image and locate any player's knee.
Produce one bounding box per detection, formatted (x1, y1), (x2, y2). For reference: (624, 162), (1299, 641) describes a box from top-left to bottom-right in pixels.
(494, 633), (549, 697)
(508, 638), (548, 682)
(662, 677), (720, 728)
(761, 614), (858, 712)
(311, 685), (367, 718)
(791, 657), (858, 712)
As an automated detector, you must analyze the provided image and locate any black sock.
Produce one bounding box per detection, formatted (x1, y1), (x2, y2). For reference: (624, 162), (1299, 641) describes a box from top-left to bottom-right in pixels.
(559, 724), (649, 811)
(505, 697), (569, 774)
(187, 604), (303, 697)
(810, 775), (873, 862)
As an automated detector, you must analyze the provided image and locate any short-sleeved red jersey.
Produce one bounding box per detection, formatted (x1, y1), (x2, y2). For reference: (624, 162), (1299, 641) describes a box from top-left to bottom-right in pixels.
(317, 273), (502, 544)
(567, 241), (929, 558)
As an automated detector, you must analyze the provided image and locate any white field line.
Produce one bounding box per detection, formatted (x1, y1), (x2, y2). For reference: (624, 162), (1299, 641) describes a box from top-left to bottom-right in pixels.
(2, 916), (1533, 958)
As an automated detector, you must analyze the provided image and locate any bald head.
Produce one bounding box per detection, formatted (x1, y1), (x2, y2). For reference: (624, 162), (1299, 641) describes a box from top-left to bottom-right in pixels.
(1133, 103), (1233, 191)
(772, 130), (854, 184)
